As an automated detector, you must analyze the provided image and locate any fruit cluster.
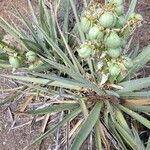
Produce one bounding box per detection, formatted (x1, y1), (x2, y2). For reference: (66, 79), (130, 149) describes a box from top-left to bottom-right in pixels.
(77, 0), (142, 82)
(9, 51), (42, 72)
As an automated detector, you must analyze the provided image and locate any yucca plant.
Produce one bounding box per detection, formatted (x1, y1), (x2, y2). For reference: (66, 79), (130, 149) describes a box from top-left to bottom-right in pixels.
(0, 0), (150, 149)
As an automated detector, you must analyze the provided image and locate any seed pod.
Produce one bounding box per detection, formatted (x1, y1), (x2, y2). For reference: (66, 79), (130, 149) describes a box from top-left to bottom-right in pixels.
(128, 12), (136, 20)
(78, 44), (94, 58)
(80, 17), (91, 33)
(28, 64), (36, 70)
(9, 56), (21, 69)
(88, 25), (104, 40)
(109, 64), (121, 76)
(26, 51), (37, 62)
(135, 14), (143, 20)
(123, 57), (133, 68)
(105, 32), (122, 48)
(99, 12), (116, 28)
(110, 0), (124, 5)
(115, 5), (124, 16)
(116, 15), (126, 27)
(107, 47), (122, 58)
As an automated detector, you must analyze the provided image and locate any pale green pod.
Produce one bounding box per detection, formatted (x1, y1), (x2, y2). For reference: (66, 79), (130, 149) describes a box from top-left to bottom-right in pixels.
(110, 0), (124, 5)
(28, 64), (36, 70)
(97, 31), (104, 41)
(123, 57), (133, 68)
(109, 64), (121, 76)
(80, 17), (91, 33)
(128, 12), (136, 20)
(135, 14), (143, 20)
(78, 44), (94, 58)
(116, 15), (126, 27)
(99, 12), (116, 28)
(115, 5), (124, 16)
(9, 56), (21, 69)
(88, 25), (100, 40)
(88, 25), (104, 40)
(26, 51), (37, 62)
(105, 32), (122, 48)
(107, 47), (122, 58)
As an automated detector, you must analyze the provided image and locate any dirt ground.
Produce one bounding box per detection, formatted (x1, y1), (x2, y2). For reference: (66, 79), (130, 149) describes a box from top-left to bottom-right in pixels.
(0, 0), (150, 150)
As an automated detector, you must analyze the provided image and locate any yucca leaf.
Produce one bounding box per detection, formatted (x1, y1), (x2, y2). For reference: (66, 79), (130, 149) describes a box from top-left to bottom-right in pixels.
(120, 91), (150, 99)
(132, 126), (145, 150)
(123, 45), (150, 81)
(115, 109), (132, 135)
(0, 17), (23, 39)
(0, 62), (11, 68)
(27, 63), (52, 72)
(146, 137), (150, 150)
(30, 72), (91, 89)
(28, 107), (82, 147)
(94, 121), (102, 150)
(0, 53), (8, 61)
(28, 103), (80, 115)
(128, 42), (139, 59)
(36, 25), (76, 69)
(78, 97), (88, 118)
(71, 102), (103, 150)
(55, 12), (81, 73)
(113, 121), (139, 150)
(63, 0), (69, 41)
(20, 82), (58, 95)
(40, 57), (104, 95)
(109, 121), (128, 150)
(118, 105), (150, 129)
(27, 0), (38, 24)
(125, 0), (137, 20)
(21, 38), (43, 54)
(69, 0), (85, 42)
(13, 6), (51, 56)
(45, 0), (58, 44)
(2, 75), (84, 90)
(125, 105), (150, 113)
(117, 77), (150, 94)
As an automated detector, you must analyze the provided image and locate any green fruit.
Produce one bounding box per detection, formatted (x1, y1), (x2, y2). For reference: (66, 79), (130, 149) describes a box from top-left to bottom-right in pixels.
(88, 25), (104, 40)
(28, 64), (35, 70)
(105, 32), (122, 48)
(123, 57), (133, 68)
(128, 12), (136, 20)
(116, 16), (126, 27)
(109, 64), (121, 76)
(135, 14), (143, 20)
(107, 47), (122, 58)
(9, 56), (21, 69)
(26, 51), (37, 62)
(99, 12), (116, 28)
(80, 17), (91, 33)
(78, 44), (94, 58)
(110, 0), (124, 5)
(115, 5), (124, 16)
